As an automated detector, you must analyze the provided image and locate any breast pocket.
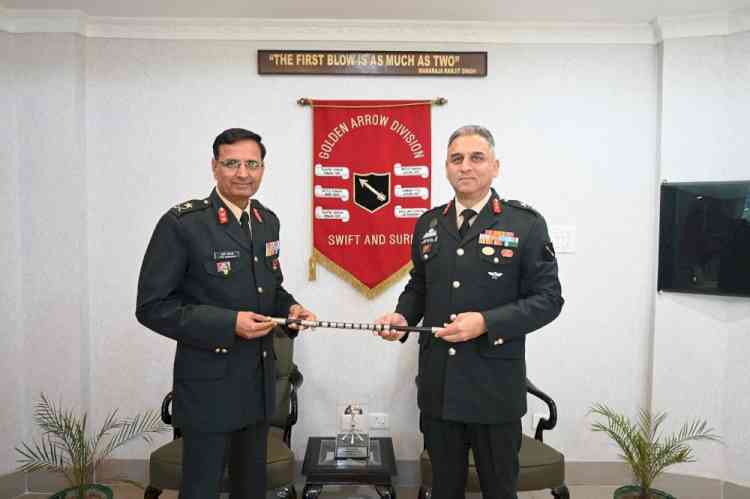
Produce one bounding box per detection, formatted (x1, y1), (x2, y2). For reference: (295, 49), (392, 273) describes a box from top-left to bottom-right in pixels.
(263, 256), (283, 282)
(477, 338), (525, 359)
(477, 244), (518, 286)
(174, 344), (228, 380)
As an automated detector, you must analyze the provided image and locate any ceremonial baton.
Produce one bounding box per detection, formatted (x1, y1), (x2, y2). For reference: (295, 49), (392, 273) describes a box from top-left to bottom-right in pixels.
(270, 317), (440, 335)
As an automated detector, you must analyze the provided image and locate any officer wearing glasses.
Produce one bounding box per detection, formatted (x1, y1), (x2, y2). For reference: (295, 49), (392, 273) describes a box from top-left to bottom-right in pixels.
(136, 128), (316, 499)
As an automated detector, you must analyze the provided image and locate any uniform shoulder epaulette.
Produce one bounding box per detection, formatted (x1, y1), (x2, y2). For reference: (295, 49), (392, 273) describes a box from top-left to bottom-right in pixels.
(427, 203), (446, 216)
(170, 198), (210, 217)
(416, 204), (444, 223)
(503, 199), (541, 216)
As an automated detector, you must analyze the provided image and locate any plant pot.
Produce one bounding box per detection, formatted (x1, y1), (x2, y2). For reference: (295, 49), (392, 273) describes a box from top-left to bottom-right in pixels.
(49, 484), (113, 499)
(614, 485), (676, 499)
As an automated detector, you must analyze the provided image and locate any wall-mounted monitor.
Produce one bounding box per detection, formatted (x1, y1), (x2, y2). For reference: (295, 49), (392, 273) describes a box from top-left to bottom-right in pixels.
(658, 181), (750, 297)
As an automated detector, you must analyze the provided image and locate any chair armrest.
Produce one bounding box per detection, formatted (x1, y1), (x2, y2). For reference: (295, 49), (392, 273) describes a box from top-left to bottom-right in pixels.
(289, 365), (304, 389)
(161, 392), (174, 425)
(526, 378), (558, 442)
(161, 392), (182, 440)
(283, 365), (303, 446)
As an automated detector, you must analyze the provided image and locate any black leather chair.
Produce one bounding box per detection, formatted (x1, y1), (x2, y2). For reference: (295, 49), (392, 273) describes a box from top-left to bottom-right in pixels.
(418, 379), (569, 499)
(144, 329), (302, 499)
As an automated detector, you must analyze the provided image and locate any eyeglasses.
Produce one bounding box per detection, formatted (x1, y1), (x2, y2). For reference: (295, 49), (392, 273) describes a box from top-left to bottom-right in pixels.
(217, 159), (263, 171)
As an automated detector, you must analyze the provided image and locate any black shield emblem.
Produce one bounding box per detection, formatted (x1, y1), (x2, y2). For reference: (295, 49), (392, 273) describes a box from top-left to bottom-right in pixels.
(353, 173), (390, 213)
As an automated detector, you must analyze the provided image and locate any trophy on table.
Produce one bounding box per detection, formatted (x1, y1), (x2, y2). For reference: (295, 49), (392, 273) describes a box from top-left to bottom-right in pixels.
(335, 401), (370, 459)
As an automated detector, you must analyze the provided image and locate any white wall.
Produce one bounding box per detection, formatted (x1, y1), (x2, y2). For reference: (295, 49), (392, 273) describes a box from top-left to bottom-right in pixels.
(652, 31), (750, 484)
(2, 20), (747, 487)
(0, 30), (25, 475)
(7, 33), (90, 474)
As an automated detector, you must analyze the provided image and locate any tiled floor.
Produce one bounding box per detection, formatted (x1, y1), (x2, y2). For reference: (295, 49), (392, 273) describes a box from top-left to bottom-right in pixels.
(16, 483), (620, 498)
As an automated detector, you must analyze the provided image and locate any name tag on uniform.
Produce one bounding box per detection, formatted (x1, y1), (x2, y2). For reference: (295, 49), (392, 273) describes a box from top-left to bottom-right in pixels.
(266, 240), (280, 257)
(213, 250), (240, 260)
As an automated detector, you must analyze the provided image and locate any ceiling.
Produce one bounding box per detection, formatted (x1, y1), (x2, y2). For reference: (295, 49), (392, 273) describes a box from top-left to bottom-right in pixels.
(3, 0), (750, 23)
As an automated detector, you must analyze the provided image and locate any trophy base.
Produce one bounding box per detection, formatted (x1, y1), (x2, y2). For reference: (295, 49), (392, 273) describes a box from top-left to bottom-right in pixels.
(335, 432), (370, 459)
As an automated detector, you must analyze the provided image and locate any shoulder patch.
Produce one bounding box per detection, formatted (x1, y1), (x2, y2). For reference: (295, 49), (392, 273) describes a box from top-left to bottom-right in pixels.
(504, 199), (540, 216)
(170, 199), (210, 217)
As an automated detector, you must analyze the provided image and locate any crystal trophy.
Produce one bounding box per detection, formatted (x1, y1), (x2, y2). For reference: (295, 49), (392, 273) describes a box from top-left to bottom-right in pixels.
(335, 401), (370, 459)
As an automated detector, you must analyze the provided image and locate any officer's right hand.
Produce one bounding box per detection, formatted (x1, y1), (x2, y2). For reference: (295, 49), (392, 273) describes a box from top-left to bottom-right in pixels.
(374, 313), (407, 342)
(235, 311), (275, 339)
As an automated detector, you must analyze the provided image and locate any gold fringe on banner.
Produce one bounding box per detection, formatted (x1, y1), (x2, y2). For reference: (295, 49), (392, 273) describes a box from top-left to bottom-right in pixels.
(308, 256), (317, 281)
(297, 97), (447, 108)
(310, 249), (413, 300)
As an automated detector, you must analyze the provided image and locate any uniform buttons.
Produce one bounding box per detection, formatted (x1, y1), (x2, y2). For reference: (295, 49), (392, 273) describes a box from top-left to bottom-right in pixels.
(257, 287), (263, 293)
(254, 256), (259, 263)
(493, 257), (499, 264)
(494, 338), (504, 346)
(423, 254), (429, 260)
(449, 313), (457, 321)
(448, 347), (456, 356)
(214, 347), (221, 353)
(452, 280), (461, 289)
(221, 348), (228, 353)
(456, 248), (464, 256)
(262, 350), (267, 358)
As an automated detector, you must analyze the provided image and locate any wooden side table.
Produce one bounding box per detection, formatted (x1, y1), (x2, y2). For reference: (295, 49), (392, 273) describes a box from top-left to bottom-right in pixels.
(301, 436), (398, 499)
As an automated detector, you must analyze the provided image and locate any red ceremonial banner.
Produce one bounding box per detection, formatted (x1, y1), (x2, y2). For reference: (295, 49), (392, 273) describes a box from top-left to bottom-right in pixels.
(309, 100), (432, 298)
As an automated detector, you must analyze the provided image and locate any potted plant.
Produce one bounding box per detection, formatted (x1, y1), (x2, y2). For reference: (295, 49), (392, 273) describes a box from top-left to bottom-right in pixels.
(590, 403), (721, 499)
(16, 393), (169, 499)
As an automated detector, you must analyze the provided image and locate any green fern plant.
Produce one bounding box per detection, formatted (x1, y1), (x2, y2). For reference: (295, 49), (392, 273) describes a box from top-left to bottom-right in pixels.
(590, 403), (721, 499)
(16, 393), (169, 498)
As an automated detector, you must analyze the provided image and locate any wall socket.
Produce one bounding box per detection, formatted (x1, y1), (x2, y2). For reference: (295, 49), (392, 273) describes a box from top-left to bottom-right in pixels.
(370, 412), (389, 429)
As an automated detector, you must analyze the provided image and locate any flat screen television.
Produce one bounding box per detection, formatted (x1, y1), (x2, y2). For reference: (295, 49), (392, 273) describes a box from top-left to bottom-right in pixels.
(658, 180), (750, 297)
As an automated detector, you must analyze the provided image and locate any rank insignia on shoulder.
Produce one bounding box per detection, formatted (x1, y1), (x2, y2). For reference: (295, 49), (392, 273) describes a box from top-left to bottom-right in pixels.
(171, 199), (210, 216)
(429, 218), (438, 228)
(506, 199), (540, 216)
(216, 261), (231, 276)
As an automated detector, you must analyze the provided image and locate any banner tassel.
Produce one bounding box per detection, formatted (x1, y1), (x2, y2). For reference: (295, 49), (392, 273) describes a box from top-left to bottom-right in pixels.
(308, 256), (317, 281)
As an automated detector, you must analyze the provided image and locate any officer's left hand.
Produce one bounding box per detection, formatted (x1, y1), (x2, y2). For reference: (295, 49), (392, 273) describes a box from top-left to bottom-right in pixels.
(288, 304), (317, 331)
(434, 312), (486, 343)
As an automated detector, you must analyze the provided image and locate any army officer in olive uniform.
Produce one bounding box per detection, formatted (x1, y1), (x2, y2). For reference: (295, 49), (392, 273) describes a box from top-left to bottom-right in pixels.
(136, 128), (316, 499)
(376, 125), (563, 499)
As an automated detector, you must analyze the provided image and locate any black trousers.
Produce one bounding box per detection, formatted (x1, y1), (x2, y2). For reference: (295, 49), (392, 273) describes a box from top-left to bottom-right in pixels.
(179, 421), (268, 499)
(422, 416), (522, 499)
